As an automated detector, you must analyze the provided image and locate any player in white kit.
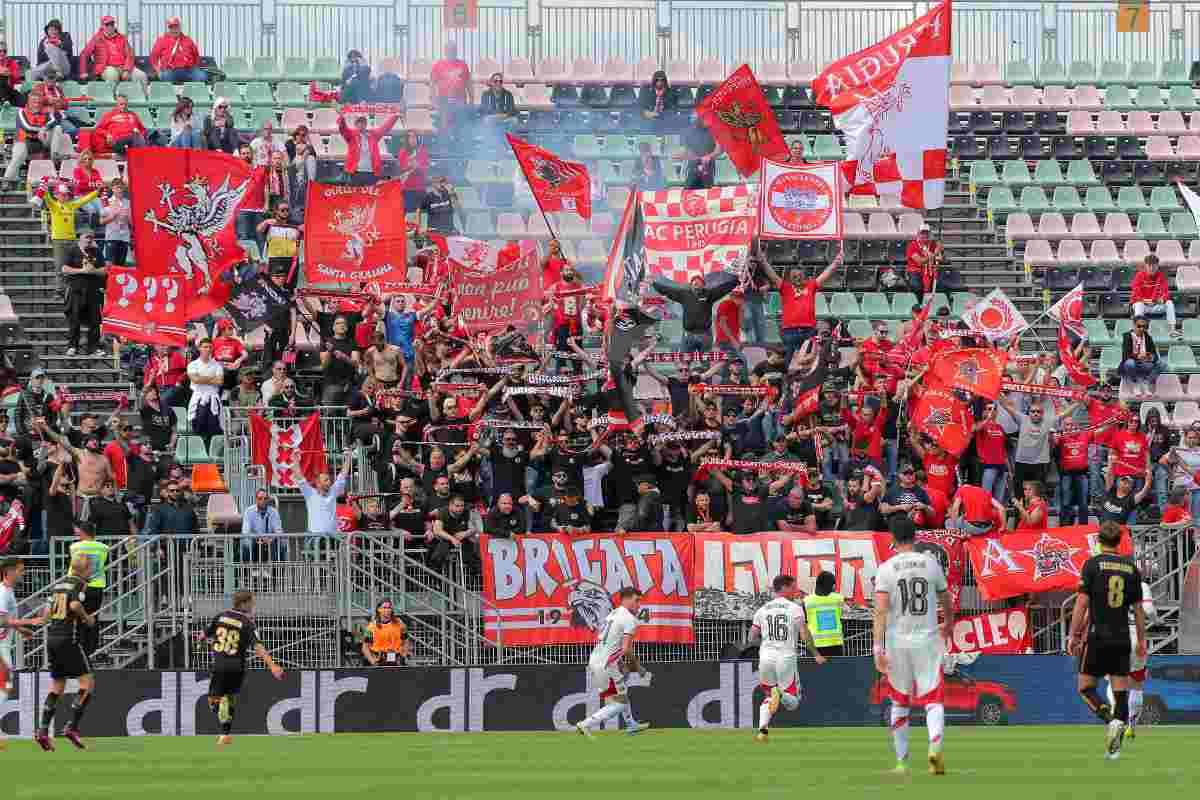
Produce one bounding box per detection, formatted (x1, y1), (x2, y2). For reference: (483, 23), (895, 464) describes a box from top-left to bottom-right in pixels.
(0, 558), (45, 749)
(872, 519), (953, 776)
(575, 587), (650, 737)
(1106, 580), (1156, 738)
(748, 574), (826, 742)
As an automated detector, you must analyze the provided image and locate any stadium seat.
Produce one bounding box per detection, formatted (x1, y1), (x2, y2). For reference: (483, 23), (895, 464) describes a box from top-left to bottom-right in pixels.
(1172, 401), (1200, 427)
(1056, 239), (1088, 265)
(1005, 212), (1035, 241)
(811, 135), (843, 160)
(1037, 211), (1068, 238)
(986, 186), (1018, 216)
(829, 292), (864, 320)
(1019, 186), (1051, 214)
(1137, 213), (1167, 239)
(242, 81), (273, 107)
(1052, 186), (1086, 214)
(1183, 317), (1200, 344)
(496, 212), (526, 239)
(1157, 239), (1188, 266)
(1096, 110), (1127, 134)
(860, 293), (891, 320)
(1171, 213), (1199, 238)
(1066, 110), (1095, 135)
(275, 82), (307, 107)
(1127, 110), (1157, 136)
(1170, 85), (1199, 111)
(1117, 186), (1148, 213)
(464, 212), (495, 238)
(1177, 264), (1200, 292)
(865, 213), (899, 239)
(1150, 186), (1183, 211)
(221, 57), (251, 80)
(1084, 186), (1117, 213)
(251, 57), (281, 81)
(1046, 266), (1080, 291)
(1070, 212), (1102, 238)
(506, 58), (535, 83)
(1123, 240), (1152, 263)
(1169, 345), (1199, 373)
(1065, 159), (1099, 184)
(1158, 110), (1189, 135)
(1074, 85), (1103, 110)
(1032, 159), (1064, 185)
(1177, 135), (1200, 160)
(1001, 160), (1032, 185)
(1098, 347), (1121, 374)
(1005, 59), (1035, 84)
(968, 160), (1000, 189)
(1088, 239), (1121, 267)
(1023, 239), (1054, 267)
(1106, 84), (1136, 109)
(842, 213), (866, 238)
(949, 85), (976, 110)
(283, 57), (311, 81)
(1083, 319), (1113, 347)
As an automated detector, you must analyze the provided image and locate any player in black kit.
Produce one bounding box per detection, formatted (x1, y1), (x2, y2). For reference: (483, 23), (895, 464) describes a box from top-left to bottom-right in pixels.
(36, 555), (96, 752)
(1067, 521), (1147, 761)
(205, 590), (284, 746)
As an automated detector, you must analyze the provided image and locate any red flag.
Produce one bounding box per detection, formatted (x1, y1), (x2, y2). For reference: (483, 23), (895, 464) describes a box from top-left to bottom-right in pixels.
(507, 134), (592, 220)
(899, 297), (933, 353)
(1048, 282), (1086, 340)
(128, 147), (265, 320)
(1059, 324), (1097, 388)
(249, 411), (329, 489)
(100, 268), (188, 346)
(965, 525), (1132, 601)
(912, 387), (974, 456)
(697, 64), (788, 177)
(304, 181), (408, 286)
(929, 348), (1009, 400)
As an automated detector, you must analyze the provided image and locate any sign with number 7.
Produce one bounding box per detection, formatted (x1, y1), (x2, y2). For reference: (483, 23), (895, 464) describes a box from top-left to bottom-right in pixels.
(1117, 0), (1150, 33)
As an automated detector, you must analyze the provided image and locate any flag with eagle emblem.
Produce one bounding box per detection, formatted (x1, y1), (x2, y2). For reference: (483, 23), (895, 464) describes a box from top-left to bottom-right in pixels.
(912, 386), (974, 456)
(697, 64), (789, 177)
(507, 134), (592, 220)
(928, 347), (1009, 400)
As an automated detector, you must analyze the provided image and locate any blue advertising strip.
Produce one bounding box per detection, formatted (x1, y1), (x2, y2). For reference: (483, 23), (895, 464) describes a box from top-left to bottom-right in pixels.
(3, 656), (1199, 737)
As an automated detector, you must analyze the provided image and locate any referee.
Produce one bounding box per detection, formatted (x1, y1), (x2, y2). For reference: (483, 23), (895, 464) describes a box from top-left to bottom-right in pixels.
(69, 521), (109, 656)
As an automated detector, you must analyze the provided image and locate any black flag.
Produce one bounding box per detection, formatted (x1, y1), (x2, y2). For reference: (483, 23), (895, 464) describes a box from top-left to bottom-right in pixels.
(607, 306), (658, 424)
(225, 274), (290, 333)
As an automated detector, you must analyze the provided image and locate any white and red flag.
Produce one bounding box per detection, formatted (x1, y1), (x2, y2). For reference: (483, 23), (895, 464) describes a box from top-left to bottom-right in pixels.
(962, 288), (1029, 342)
(429, 234), (535, 277)
(640, 185), (758, 283)
(249, 411), (329, 489)
(758, 158), (844, 240)
(1048, 282), (1086, 340)
(812, 0), (951, 209)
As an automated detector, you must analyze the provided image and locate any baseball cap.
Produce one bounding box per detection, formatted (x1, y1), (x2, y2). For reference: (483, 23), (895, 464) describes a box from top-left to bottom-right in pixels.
(30, 367), (46, 378)
(918, 223), (930, 233)
(166, 16), (181, 26)
(101, 15), (116, 24)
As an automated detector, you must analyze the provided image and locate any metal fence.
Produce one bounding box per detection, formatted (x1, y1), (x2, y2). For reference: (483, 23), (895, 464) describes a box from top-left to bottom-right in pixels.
(0, 1), (1196, 79)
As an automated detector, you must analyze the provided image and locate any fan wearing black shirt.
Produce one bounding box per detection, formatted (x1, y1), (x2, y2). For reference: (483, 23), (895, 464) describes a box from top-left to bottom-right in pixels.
(840, 471), (885, 531)
(1100, 466), (1151, 525)
(204, 590), (284, 745)
(430, 494), (476, 569)
(642, 361), (722, 418)
(358, 497), (392, 532)
(802, 467), (838, 529)
(1068, 521), (1146, 757)
(487, 430), (530, 502)
(879, 462), (935, 527)
(90, 480), (136, 537)
(421, 174), (459, 234)
(771, 487), (815, 532)
(484, 493), (524, 538)
(653, 441), (692, 531)
(552, 484), (592, 534)
(388, 491), (428, 553)
(596, 432), (651, 530)
(715, 469), (770, 535)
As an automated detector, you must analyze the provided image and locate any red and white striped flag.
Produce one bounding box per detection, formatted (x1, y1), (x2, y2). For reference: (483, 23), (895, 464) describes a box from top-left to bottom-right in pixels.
(249, 411), (329, 489)
(813, 0), (952, 209)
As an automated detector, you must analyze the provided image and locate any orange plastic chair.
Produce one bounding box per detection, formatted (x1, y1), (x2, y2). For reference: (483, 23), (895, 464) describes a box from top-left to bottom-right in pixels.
(191, 464), (226, 493)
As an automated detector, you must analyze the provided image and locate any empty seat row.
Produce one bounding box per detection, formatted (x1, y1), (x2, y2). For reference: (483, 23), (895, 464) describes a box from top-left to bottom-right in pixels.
(808, 292), (964, 321)
(1007, 213), (1195, 244)
(996, 185), (1184, 215)
(970, 159), (1099, 188)
(1006, 59), (1190, 86)
(1067, 109), (1200, 135)
(953, 84), (1196, 111)
(842, 212), (925, 239)
(1023, 238), (1200, 267)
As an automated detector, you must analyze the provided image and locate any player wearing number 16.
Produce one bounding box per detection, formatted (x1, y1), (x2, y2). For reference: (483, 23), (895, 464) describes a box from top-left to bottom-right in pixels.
(872, 518), (953, 776)
(205, 590), (285, 746)
(748, 574), (826, 743)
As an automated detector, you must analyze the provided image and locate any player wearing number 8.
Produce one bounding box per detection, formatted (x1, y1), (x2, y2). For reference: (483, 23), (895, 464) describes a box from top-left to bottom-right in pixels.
(204, 590), (285, 746)
(748, 574), (826, 743)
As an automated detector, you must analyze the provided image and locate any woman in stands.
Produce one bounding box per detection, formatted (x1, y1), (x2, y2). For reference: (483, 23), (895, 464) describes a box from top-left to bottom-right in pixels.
(168, 96), (198, 149)
(99, 177), (130, 265)
(640, 69), (677, 126)
(201, 97), (238, 153)
(288, 132), (317, 224)
(71, 149), (104, 220)
(1144, 407), (1175, 513)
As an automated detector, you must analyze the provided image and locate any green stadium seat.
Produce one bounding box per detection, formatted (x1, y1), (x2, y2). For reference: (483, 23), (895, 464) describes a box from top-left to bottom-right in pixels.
(179, 82), (210, 104)
(1001, 160), (1032, 185)
(252, 57), (281, 81)
(1083, 319), (1113, 347)
(1005, 60), (1035, 84)
(928, 293), (951, 317)
(1067, 60), (1096, 84)
(1019, 186), (1051, 214)
(1085, 186), (1117, 213)
(243, 81), (274, 107)
(275, 82), (307, 107)
(244, 106), (276, 130)
(1105, 84), (1134, 109)
(813, 293), (829, 319)
(1128, 61), (1157, 85)
(208, 435), (226, 462)
(1098, 347), (1121, 374)
(890, 292), (918, 317)
(1169, 345), (1199, 372)
(1033, 159), (1065, 185)
(573, 134), (602, 159)
(1098, 61), (1128, 86)
(860, 293), (891, 320)
(812, 135), (843, 160)
(1112, 319), (1133, 341)
(1137, 213), (1167, 238)
(85, 80), (114, 102)
(969, 160), (1000, 189)
(1134, 85), (1165, 109)
(1169, 212), (1198, 238)
(1040, 61), (1068, 85)
(634, 134), (665, 156)
(715, 159), (740, 185)
(1052, 186), (1086, 213)
(312, 57), (341, 82)
(603, 136), (636, 159)
(1149, 319), (1173, 342)
(986, 186), (1018, 215)
(1065, 159), (1100, 185)
(146, 81), (178, 107)
(1169, 85), (1198, 111)
(847, 319), (873, 339)
(829, 292), (862, 320)
(1150, 186), (1182, 211)
(0, 107), (16, 130)
(597, 160), (626, 185)
(283, 57), (311, 81)
(1117, 186), (1148, 213)
(465, 159), (498, 185)
(1162, 61), (1191, 84)
(222, 57), (252, 80)
(211, 81), (243, 101)
(1183, 318), (1200, 345)
(173, 407), (189, 433)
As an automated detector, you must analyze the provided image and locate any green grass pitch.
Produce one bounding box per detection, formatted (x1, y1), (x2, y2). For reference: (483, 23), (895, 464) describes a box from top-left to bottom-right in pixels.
(6, 726), (1200, 798)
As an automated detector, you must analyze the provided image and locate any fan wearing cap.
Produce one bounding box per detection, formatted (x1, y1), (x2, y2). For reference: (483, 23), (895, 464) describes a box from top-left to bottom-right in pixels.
(908, 429), (958, 500)
(149, 17), (205, 82)
(642, 358), (722, 418)
(211, 319), (248, 392)
(552, 483), (592, 534)
(879, 462), (934, 527)
(713, 467), (771, 535)
(904, 224), (943, 304)
(79, 16), (148, 92)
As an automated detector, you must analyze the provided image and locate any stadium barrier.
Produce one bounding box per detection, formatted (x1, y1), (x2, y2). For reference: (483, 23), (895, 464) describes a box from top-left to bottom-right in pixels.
(4, 655), (1200, 737)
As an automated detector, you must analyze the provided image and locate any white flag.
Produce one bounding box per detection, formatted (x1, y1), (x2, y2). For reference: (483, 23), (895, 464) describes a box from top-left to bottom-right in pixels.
(758, 158), (844, 240)
(1180, 179), (1200, 231)
(962, 288), (1029, 342)
(1047, 282), (1086, 340)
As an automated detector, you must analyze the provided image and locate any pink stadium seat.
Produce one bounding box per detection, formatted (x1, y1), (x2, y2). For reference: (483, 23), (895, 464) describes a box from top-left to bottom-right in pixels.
(1123, 239), (1152, 263)
(377, 57), (404, 78)
(474, 58), (502, 84)
(1023, 239), (1054, 266)
(58, 158), (77, 178)
(558, 214), (589, 240)
(570, 58), (603, 84)
(696, 59), (725, 83)
(1186, 376), (1200, 399)
(1103, 212), (1134, 239)
(310, 108), (339, 134)
(1066, 110), (1095, 135)
(1073, 85), (1103, 110)
(25, 159), (55, 190)
(1171, 401), (1200, 428)
(496, 212), (526, 239)
(633, 58), (658, 84)
(1157, 239), (1188, 266)
(405, 83), (433, 108)
(1139, 400), (1170, 423)
(1177, 135), (1200, 160)
(897, 213), (924, 236)
(1056, 239), (1088, 265)
(1153, 375), (1185, 401)
(1127, 111), (1156, 136)
(1006, 212), (1035, 240)
(949, 85), (975, 110)
(1177, 264), (1200, 291)
(1070, 213), (1102, 239)
(1190, 241), (1200, 263)
(518, 83), (555, 110)
(667, 60), (695, 84)
(1189, 112), (1200, 132)
(1010, 86), (1042, 109)
(506, 58), (535, 83)
(866, 213), (898, 239)
(537, 58), (568, 83)
(1159, 111), (1188, 135)
(404, 108), (435, 135)
(979, 85), (1009, 109)
(1042, 86), (1072, 109)
(787, 61), (817, 84)
(1037, 212), (1069, 239)
(602, 58), (634, 82)
(1146, 135), (1175, 160)
(842, 212), (866, 238)
(407, 59), (432, 83)
(971, 62), (1003, 85)
(1089, 239), (1121, 264)
(950, 62), (971, 85)
(1096, 111), (1127, 134)
(525, 212), (552, 239)
(756, 61), (787, 85)
(281, 108), (309, 131)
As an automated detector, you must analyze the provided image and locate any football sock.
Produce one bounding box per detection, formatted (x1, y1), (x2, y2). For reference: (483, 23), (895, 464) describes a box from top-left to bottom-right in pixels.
(1114, 690), (1130, 723)
(890, 706), (910, 762)
(40, 692), (59, 730)
(1079, 686), (1108, 719)
(68, 689), (91, 728)
(218, 695), (237, 735)
(779, 691), (800, 712)
(621, 698), (639, 730)
(758, 699), (773, 732)
(583, 702), (624, 729)
(926, 703), (945, 753)
(1130, 689), (1144, 723)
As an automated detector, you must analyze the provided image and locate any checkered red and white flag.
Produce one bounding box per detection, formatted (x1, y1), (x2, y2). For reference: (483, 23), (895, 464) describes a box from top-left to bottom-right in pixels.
(813, 0), (951, 209)
(640, 185), (758, 283)
(249, 411), (329, 489)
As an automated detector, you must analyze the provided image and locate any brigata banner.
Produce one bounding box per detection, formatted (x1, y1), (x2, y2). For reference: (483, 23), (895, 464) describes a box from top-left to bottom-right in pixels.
(451, 248), (544, 332)
(757, 158), (844, 240)
(303, 181), (407, 285)
(946, 607), (1033, 656)
(480, 533), (695, 645)
(964, 524), (1132, 601)
(641, 185), (758, 283)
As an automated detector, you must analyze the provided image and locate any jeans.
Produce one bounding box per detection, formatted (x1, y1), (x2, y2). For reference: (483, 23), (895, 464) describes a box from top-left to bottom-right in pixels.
(1133, 300), (1176, 328)
(882, 440), (899, 484)
(682, 331), (713, 354)
(1153, 463), (1170, 509)
(981, 464), (1008, 504)
(105, 239), (129, 266)
(1057, 472), (1090, 526)
(1119, 357), (1163, 384)
(742, 290), (767, 344)
(821, 441), (850, 483)
(159, 67), (208, 83)
(780, 326), (815, 372)
(1089, 444), (1106, 502)
(1124, 477), (1146, 524)
(241, 537), (288, 563)
(170, 128), (201, 148)
(1190, 489), (1200, 524)
(947, 518), (996, 536)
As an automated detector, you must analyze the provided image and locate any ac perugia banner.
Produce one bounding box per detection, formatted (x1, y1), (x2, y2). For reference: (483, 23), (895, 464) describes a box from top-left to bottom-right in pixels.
(697, 64), (788, 177)
(451, 248), (543, 332)
(946, 607), (1033, 655)
(928, 347), (1009, 400)
(912, 386), (974, 456)
(507, 134), (591, 220)
(249, 411), (328, 489)
(965, 525), (1133, 601)
(128, 148), (264, 319)
(304, 181), (407, 285)
(100, 268), (188, 346)
(641, 186), (757, 283)
(480, 533), (694, 645)
(758, 158), (844, 240)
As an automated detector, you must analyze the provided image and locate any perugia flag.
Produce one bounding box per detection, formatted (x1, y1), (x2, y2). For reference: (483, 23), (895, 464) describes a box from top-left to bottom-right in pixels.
(128, 148), (264, 319)
(966, 525), (1132, 601)
(1059, 324), (1097, 388)
(100, 268), (189, 346)
(507, 134), (591, 220)
(913, 386), (974, 456)
(1048, 282), (1086, 340)
(600, 187), (646, 307)
(249, 411), (328, 489)
(929, 348), (1009, 400)
(697, 64), (788, 177)
(304, 181), (408, 286)
(813, 0), (951, 208)
(961, 288), (1029, 342)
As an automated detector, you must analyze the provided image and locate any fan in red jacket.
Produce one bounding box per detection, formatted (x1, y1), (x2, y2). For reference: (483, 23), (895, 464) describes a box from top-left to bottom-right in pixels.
(0, 43), (23, 106)
(1130, 254), (1181, 338)
(95, 94), (148, 152)
(338, 112), (401, 186)
(79, 15), (148, 91)
(149, 17), (207, 83)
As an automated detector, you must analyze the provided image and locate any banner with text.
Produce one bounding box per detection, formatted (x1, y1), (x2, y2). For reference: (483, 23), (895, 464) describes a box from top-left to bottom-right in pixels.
(964, 524), (1131, 602)
(480, 532), (695, 645)
(304, 181), (407, 285)
(640, 185), (758, 284)
(451, 249), (544, 332)
(947, 607), (1033, 655)
(758, 158), (844, 240)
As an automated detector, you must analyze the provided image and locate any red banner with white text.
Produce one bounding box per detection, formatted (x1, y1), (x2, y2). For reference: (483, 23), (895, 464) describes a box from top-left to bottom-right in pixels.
(946, 607), (1033, 655)
(965, 525), (1131, 601)
(479, 533), (695, 645)
(451, 248), (544, 332)
(304, 181), (408, 285)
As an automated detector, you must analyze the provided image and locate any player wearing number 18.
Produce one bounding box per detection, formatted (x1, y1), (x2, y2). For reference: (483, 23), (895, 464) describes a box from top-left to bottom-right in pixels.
(1067, 520), (1147, 761)
(205, 590), (285, 746)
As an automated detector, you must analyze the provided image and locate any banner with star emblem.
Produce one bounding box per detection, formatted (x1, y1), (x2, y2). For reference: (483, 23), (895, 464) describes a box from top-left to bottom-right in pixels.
(912, 386), (974, 456)
(303, 180), (407, 286)
(965, 525), (1133, 601)
(507, 134), (592, 221)
(928, 347), (1009, 400)
(249, 411), (329, 489)
(697, 64), (789, 177)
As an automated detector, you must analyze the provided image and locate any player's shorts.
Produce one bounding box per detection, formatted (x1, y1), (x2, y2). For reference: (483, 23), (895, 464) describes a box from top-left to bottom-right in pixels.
(758, 652), (800, 696)
(47, 638), (90, 680)
(588, 660), (628, 701)
(209, 669), (247, 698)
(1079, 639), (1131, 679)
(885, 643), (945, 706)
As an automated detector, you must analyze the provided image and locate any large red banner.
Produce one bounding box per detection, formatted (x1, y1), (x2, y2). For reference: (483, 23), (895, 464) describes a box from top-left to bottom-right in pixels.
(965, 525), (1132, 601)
(451, 249), (544, 332)
(304, 181), (408, 285)
(99, 268), (188, 346)
(697, 64), (788, 176)
(946, 607), (1033, 655)
(479, 533), (695, 645)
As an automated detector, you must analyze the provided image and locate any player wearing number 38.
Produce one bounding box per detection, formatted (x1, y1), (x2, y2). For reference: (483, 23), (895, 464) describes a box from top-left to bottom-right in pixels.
(61, 229), (108, 357)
